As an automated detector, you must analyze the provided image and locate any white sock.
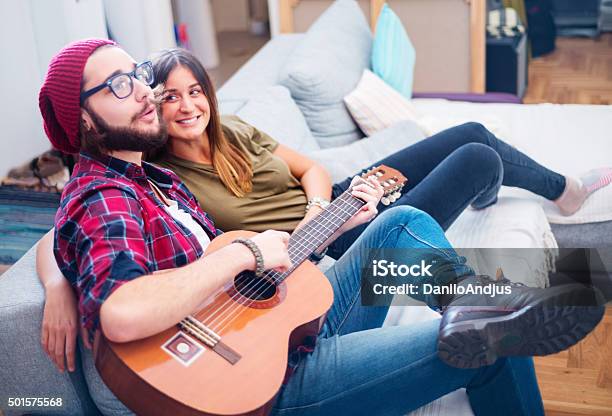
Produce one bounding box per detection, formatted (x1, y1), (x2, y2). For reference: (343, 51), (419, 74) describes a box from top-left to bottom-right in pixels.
(555, 168), (612, 216)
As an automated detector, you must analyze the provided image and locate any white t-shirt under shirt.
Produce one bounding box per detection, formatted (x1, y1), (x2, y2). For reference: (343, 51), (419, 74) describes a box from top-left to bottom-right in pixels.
(164, 199), (211, 250)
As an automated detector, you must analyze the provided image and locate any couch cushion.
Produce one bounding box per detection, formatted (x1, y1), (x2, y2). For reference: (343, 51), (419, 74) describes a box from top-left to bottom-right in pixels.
(235, 86), (320, 153)
(279, 0), (372, 148)
(306, 120), (425, 183)
(219, 98), (248, 115)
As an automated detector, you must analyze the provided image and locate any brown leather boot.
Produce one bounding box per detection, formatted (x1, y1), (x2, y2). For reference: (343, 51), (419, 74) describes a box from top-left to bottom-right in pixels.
(437, 274), (605, 369)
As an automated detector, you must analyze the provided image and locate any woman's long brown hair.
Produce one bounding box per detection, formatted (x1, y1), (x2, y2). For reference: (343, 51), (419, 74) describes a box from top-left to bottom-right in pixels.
(149, 48), (253, 197)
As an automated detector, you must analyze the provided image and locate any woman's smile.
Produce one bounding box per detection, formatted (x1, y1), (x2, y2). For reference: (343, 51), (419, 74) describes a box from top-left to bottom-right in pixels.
(175, 114), (203, 126)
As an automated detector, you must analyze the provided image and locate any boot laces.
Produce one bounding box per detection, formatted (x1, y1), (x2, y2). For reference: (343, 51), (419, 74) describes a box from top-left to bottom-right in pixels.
(478, 274), (527, 288)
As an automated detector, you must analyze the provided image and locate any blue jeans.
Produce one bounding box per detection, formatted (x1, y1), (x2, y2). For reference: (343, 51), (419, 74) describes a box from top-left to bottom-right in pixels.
(328, 122), (566, 259)
(272, 207), (545, 416)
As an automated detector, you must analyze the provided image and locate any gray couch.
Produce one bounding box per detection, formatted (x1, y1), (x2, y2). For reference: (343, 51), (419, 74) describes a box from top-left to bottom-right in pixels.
(0, 1), (562, 414)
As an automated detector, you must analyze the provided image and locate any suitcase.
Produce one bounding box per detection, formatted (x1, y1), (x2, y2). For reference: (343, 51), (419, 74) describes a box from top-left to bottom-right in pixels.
(486, 33), (529, 98)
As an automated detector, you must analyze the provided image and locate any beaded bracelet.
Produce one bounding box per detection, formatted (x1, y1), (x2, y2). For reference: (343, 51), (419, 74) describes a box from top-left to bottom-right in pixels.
(233, 238), (265, 277)
(305, 197), (331, 212)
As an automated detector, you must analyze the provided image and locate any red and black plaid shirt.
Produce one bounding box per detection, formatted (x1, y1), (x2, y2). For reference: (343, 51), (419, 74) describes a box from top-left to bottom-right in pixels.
(54, 153), (220, 337)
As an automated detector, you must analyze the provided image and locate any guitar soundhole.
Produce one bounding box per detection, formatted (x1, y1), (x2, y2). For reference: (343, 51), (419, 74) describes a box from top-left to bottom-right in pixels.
(233, 271), (277, 301)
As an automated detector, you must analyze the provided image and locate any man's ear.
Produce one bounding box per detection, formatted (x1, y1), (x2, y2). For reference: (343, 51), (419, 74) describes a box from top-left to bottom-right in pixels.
(81, 107), (94, 131)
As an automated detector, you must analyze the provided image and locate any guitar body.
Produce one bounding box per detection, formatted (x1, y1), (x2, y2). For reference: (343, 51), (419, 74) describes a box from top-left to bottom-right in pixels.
(95, 230), (334, 416)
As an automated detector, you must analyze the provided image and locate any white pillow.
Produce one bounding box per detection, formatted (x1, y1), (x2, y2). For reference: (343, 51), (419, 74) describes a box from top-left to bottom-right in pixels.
(344, 70), (514, 145)
(343, 69), (420, 137)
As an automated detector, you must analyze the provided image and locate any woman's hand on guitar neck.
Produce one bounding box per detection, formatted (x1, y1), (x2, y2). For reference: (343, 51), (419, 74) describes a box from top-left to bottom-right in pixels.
(339, 176), (384, 234)
(246, 230), (293, 273)
(304, 176), (384, 255)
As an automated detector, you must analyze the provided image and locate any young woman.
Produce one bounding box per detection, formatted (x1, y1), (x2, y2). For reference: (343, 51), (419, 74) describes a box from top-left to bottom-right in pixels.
(148, 48), (611, 260)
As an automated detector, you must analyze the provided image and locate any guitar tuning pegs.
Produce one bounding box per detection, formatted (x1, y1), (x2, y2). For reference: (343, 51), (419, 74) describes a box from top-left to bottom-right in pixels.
(375, 171), (383, 177)
(381, 197), (391, 206)
(388, 194), (397, 203)
(393, 191), (401, 199)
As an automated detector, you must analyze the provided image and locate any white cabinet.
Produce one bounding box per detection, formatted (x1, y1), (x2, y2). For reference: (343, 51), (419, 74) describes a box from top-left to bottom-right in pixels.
(173, 0), (220, 68)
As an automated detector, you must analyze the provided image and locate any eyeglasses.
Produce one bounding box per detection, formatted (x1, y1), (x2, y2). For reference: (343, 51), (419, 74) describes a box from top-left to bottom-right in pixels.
(80, 61), (154, 104)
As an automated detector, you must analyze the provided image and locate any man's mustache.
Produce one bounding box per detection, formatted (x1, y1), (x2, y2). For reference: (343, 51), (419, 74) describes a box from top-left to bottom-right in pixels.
(131, 98), (161, 123)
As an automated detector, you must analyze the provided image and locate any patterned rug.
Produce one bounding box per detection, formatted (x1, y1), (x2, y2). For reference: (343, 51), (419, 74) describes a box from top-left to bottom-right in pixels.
(0, 186), (59, 265)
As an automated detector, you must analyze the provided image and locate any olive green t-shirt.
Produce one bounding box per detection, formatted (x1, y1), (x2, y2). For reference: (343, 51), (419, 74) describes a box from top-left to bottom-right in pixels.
(154, 115), (307, 232)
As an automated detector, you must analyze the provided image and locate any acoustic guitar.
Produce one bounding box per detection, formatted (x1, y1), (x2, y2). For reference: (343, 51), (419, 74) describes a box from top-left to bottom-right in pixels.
(95, 165), (407, 416)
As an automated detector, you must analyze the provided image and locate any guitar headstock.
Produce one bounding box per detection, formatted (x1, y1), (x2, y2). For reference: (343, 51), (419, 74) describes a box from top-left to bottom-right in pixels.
(358, 165), (408, 206)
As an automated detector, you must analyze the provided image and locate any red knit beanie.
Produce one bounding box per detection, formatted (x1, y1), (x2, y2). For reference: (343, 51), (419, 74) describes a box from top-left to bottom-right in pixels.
(38, 38), (116, 154)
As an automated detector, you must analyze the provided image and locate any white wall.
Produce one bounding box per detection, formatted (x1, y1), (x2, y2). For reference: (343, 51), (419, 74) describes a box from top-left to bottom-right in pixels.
(104, 0), (176, 62)
(174, 0), (219, 68)
(0, 0), (108, 176)
(30, 0), (108, 75)
(0, 1), (47, 177)
(0, 0), (178, 176)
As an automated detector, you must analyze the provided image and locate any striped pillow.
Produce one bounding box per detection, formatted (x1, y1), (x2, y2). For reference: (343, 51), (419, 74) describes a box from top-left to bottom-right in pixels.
(343, 69), (420, 137)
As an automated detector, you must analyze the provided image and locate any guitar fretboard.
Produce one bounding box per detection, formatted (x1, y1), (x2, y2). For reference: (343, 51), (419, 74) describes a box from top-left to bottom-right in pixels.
(268, 191), (365, 284)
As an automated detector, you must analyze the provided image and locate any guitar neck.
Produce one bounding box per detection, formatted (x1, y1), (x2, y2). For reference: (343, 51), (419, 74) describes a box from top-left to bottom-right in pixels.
(265, 165), (406, 284)
(287, 191), (364, 267)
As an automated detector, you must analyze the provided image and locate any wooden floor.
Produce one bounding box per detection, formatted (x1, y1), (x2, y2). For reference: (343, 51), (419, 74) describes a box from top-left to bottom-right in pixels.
(535, 308), (612, 416)
(523, 33), (612, 105)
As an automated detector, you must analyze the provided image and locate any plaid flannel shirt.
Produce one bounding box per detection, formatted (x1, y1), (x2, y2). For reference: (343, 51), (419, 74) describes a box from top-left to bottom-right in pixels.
(54, 153), (220, 337)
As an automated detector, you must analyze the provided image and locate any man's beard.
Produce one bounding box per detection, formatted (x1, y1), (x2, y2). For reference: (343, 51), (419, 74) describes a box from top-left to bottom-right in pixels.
(85, 105), (168, 153)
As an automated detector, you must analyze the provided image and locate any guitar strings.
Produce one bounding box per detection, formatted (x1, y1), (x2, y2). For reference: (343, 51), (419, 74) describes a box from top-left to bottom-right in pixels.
(204, 174), (404, 333)
(209, 196), (363, 336)
(196, 190), (361, 331)
(208, 195), (363, 334)
(199, 172), (404, 334)
(195, 191), (363, 333)
(192, 197), (351, 328)
(193, 202), (350, 332)
(204, 191), (358, 314)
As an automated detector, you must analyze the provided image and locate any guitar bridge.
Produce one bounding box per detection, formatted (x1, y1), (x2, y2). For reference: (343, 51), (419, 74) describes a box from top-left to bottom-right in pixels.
(179, 316), (242, 365)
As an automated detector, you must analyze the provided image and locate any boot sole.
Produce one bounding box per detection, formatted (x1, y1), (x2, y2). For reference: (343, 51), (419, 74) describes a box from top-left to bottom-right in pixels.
(437, 286), (606, 369)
